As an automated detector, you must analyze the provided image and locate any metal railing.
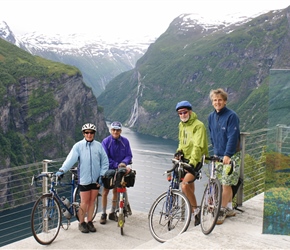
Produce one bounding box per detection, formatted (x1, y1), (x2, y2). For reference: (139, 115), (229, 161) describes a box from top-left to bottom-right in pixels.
(1, 125), (290, 247)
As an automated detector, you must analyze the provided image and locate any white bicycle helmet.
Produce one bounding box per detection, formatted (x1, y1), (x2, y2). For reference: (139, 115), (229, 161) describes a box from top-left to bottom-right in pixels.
(81, 123), (96, 132)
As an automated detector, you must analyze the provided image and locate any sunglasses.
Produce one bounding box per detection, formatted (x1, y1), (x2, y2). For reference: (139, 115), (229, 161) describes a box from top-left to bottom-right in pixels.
(84, 131), (95, 135)
(178, 111), (188, 115)
(112, 129), (121, 132)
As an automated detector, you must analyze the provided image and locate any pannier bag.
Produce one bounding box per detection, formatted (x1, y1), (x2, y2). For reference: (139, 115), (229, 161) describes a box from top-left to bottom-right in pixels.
(123, 169), (136, 188)
(102, 169), (117, 189)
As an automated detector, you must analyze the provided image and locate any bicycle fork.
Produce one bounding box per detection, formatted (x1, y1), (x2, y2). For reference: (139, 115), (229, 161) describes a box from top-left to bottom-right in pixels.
(117, 187), (126, 228)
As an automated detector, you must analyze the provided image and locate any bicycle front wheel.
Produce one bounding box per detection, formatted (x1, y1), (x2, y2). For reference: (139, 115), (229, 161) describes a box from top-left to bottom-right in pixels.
(200, 178), (222, 235)
(148, 190), (191, 243)
(73, 185), (98, 221)
(31, 193), (61, 245)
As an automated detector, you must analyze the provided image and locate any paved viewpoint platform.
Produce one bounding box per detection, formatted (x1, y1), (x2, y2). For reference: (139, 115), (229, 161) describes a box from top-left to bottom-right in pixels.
(3, 193), (290, 250)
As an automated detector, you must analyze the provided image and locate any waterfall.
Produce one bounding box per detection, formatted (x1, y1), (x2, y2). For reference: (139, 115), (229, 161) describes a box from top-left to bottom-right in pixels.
(127, 71), (143, 127)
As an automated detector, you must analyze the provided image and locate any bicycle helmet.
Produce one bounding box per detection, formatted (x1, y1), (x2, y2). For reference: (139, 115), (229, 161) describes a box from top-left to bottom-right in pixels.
(81, 123), (96, 132)
(175, 101), (192, 111)
(111, 121), (122, 130)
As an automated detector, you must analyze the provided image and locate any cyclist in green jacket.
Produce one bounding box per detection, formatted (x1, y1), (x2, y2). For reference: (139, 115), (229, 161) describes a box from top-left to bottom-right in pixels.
(175, 100), (208, 226)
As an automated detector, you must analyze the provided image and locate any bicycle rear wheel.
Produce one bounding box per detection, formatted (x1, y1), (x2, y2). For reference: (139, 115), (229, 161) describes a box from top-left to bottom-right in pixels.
(73, 185), (98, 221)
(148, 190), (191, 243)
(200, 178), (222, 235)
(31, 193), (61, 245)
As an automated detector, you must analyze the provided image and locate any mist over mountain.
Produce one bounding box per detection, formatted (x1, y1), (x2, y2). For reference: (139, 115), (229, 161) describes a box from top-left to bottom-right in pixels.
(0, 21), (154, 97)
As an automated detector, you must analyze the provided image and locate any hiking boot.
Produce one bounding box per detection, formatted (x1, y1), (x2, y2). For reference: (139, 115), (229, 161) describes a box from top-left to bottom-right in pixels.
(100, 213), (107, 224)
(108, 212), (118, 221)
(225, 208), (236, 217)
(194, 211), (200, 226)
(216, 208), (226, 225)
(87, 221), (96, 232)
(78, 222), (89, 233)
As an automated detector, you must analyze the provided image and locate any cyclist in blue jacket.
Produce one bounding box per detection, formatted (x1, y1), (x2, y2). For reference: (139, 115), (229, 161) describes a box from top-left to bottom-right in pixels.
(100, 121), (133, 224)
(208, 88), (241, 225)
(57, 123), (109, 233)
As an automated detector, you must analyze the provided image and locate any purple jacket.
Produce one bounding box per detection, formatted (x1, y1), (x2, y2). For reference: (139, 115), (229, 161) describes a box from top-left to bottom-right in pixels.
(101, 135), (133, 169)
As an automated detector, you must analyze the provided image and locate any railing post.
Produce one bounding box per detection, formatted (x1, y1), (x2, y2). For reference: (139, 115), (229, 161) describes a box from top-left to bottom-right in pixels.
(275, 124), (285, 154)
(237, 132), (250, 207)
(42, 160), (51, 194)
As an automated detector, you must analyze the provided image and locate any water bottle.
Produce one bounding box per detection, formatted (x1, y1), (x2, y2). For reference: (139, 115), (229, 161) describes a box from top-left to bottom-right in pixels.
(62, 208), (71, 219)
(61, 196), (70, 207)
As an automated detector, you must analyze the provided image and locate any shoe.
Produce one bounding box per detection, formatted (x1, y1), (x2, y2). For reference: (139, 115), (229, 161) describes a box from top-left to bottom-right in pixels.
(225, 208), (236, 217)
(100, 213), (107, 224)
(216, 208), (226, 225)
(194, 211), (200, 226)
(78, 222), (89, 233)
(108, 212), (118, 221)
(87, 221), (96, 232)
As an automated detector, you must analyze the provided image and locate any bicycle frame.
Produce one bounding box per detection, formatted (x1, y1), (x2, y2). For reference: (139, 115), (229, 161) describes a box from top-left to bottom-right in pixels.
(35, 172), (77, 219)
(148, 158), (192, 243)
(199, 155), (223, 235)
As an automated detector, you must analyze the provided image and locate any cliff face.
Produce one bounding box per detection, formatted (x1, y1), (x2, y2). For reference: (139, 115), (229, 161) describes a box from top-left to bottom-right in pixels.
(0, 72), (109, 208)
(0, 73), (109, 164)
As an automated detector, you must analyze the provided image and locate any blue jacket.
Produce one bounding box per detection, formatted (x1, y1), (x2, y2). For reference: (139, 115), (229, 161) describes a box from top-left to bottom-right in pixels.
(102, 135), (133, 169)
(208, 106), (240, 157)
(60, 138), (109, 185)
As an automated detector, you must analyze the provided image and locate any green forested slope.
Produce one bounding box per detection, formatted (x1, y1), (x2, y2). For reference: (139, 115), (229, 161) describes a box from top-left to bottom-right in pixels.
(98, 7), (290, 140)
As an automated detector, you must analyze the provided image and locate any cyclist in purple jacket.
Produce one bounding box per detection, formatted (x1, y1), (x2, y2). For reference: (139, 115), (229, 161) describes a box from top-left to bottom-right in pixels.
(100, 121), (133, 224)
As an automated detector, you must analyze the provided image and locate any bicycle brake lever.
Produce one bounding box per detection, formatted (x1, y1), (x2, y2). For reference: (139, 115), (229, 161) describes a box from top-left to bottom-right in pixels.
(31, 176), (35, 186)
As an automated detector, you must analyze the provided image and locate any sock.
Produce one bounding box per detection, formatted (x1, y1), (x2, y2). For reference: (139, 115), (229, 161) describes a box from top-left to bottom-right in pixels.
(227, 202), (232, 209)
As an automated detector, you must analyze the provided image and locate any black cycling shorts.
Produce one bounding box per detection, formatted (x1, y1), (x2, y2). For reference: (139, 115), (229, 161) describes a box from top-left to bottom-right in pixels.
(79, 183), (100, 191)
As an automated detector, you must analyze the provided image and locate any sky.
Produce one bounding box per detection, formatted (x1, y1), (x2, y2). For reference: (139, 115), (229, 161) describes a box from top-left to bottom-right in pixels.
(1, 0), (290, 40)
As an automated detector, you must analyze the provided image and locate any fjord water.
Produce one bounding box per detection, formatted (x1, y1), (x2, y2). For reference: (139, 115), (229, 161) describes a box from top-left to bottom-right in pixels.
(0, 125), (207, 246)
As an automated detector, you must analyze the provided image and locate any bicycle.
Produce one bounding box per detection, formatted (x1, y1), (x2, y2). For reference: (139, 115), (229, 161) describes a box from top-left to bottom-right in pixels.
(30, 168), (98, 245)
(115, 166), (135, 235)
(199, 155), (223, 235)
(148, 158), (193, 243)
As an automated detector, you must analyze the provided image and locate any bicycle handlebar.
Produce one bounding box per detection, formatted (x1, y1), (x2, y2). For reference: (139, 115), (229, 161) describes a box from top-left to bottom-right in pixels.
(202, 155), (223, 164)
(31, 172), (61, 186)
(165, 159), (194, 174)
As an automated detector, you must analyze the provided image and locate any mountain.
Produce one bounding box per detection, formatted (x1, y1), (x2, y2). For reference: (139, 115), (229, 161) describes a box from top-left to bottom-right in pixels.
(0, 37), (109, 169)
(0, 21), (154, 97)
(98, 6), (290, 140)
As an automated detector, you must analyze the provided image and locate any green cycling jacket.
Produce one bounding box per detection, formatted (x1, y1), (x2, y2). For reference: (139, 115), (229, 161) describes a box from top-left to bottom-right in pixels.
(177, 112), (209, 167)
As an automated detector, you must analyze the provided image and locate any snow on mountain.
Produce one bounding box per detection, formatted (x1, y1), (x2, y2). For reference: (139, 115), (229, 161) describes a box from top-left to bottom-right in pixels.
(0, 8), (284, 97)
(17, 32), (154, 57)
(0, 20), (154, 97)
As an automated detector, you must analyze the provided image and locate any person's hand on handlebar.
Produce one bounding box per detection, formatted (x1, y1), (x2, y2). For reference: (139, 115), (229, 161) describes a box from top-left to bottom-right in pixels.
(174, 150), (183, 160)
(56, 170), (64, 177)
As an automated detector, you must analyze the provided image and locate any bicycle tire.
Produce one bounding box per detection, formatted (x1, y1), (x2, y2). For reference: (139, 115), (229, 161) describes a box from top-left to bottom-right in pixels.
(148, 190), (191, 243)
(31, 193), (61, 245)
(73, 185), (98, 221)
(200, 178), (222, 235)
